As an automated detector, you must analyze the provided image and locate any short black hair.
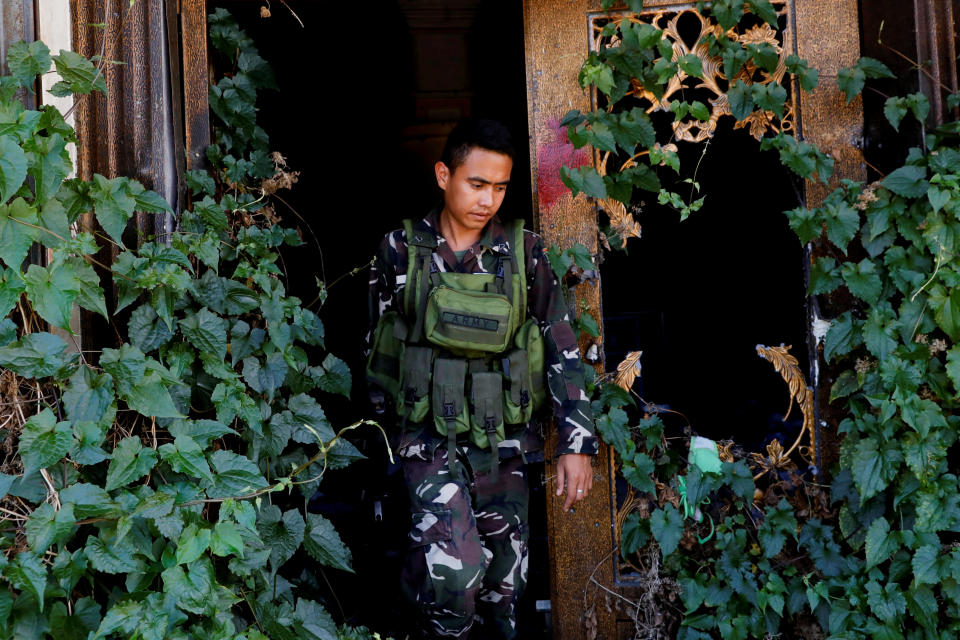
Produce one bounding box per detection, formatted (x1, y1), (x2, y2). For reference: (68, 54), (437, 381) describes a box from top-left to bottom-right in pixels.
(440, 118), (515, 172)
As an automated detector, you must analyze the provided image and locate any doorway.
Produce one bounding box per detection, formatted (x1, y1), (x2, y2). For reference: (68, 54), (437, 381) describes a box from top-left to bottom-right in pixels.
(210, 1), (549, 636)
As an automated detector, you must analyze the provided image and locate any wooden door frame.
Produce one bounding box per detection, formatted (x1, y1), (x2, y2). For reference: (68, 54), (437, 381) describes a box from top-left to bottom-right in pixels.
(522, 1), (865, 637)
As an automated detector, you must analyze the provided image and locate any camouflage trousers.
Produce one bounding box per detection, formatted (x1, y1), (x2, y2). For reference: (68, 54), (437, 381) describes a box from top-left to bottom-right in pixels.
(400, 447), (530, 639)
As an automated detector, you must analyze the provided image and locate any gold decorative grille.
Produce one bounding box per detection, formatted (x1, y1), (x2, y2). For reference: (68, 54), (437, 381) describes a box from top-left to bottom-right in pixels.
(588, 1), (795, 144)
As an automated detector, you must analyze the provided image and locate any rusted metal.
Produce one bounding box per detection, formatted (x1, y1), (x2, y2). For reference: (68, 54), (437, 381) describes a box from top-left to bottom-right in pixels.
(181, 0), (211, 171)
(71, 0), (181, 351)
(524, 1), (621, 637)
(794, 0), (866, 475)
(914, 0), (959, 125)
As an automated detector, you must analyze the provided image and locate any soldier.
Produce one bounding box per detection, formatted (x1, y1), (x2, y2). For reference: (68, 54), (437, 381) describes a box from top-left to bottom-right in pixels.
(366, 119), (597, 639)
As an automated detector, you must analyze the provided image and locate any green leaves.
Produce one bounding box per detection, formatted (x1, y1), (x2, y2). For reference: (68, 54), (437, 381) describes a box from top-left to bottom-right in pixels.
(0, 135), (28, 203)
(17, 408), (72, 477)
(884, 93), (930, 131)
(560, 165), (607, 199)
(650, 503), (684, 557)
(158, 435), (214, 484)
(837, 56), (895, 103)
(51, 50), (107, 96)
(206, 450), (269, 498)
(881, 165), (929, 198)
(180, 307), (227, 359)
(0, 331), (66, 378)
(304, 513), (353, 573)
(258, 506), (305, 571)
(105, 436), (158, 491)
(7, 40), (52, 86)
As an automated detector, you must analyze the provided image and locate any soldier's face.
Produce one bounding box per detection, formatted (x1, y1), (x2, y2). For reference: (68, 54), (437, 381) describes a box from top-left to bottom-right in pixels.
(435, 147), (513, 234)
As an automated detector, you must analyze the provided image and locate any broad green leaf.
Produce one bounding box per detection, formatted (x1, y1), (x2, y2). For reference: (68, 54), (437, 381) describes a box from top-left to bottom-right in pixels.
(176, 523), (211, 565)
(946, 346), (960, 395)
(242, 352), (287, 400)
(620, 512), (650, 557)
(621, 452), (656, 494)
(837, 65), (865, 103)
(900, 396), (946, 438)
(865, 581), (907, 624)
(728, 80), (754, 120)
(852, 437), (889, 503)
(841, 258), (882, 304)
(23, 262), (79, 330)
(206, 449), (269, 499)
(863, 306), (896, 360)
(17, 408), (72, 476)
(7, 552), (48, 611)
(0, 135), (27, 203)
(180, 307), (227, 359)
(0, 267), (24, 318)
(618, 107), (656, 148)
(105, 436), (158, 491)
(161, 557), (216, 615)
(0, 196), (38, 268)
(929, 284), (960, 341)
(864, 517), (897, 569)
(210, 521), (244, 557)
(824, 312), (862, 361)
(258, 506), (305, 570)
(304, 513), (353, 573)
(758, 499), (798, 558)
(858, 56), (896, 79)
(294, 598), (338, 640)
(7, 40), (52, 86)
(746, 0), (779, 26)
(128, 304), (174, 352)
(881, 165), (929, 198)
(318, 352), (351, 397)
(650, 503), (684, 557)
(560, 165), (607, 199)
(678, 54), (703, 78)
(809, 256), (842, 295)
(884, 96), (908, 131)
(25, 502), (75, 554)
(168, 419), (235, 447)
(0, 331), (66, 378)
(158, 435), (214, 484)
(86, 532), (138, 574)
(712, 0), (744, 30)
(52, 50), (107, 95)
(823, 201), (860, 252)
(90, 174), (136, 244)
(60, 482), (117, 518)
(25, 133), (71, 201)
(783, 206), (820, 244)
(69, 258), (108, 319)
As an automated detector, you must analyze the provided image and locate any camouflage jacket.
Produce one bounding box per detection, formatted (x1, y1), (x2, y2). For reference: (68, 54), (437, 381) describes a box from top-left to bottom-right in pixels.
(368, 208), (598, 460)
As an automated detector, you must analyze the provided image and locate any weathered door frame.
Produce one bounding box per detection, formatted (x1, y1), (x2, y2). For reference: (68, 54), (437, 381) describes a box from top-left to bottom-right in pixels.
(522, 1), (865, 637)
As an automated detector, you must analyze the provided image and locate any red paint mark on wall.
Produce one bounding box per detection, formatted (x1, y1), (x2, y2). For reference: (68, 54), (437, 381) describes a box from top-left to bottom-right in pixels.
(537, 118), (590, 214)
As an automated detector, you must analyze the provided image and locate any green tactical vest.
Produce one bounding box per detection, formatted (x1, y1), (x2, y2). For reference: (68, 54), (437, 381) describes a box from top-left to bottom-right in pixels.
(365, 218), (547, 478)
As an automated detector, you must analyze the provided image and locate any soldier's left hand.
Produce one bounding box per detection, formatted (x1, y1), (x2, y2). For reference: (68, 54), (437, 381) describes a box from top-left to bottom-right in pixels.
(556, 453), (593, 512)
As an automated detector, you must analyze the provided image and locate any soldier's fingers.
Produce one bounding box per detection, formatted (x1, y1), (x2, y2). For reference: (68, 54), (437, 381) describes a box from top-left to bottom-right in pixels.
(563, 486), (576, 511)
(556, 466), (566, 497)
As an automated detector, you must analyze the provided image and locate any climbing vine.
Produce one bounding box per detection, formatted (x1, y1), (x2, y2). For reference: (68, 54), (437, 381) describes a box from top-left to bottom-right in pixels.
(558, 1), (960, 638)
(0, 9), (382, 640)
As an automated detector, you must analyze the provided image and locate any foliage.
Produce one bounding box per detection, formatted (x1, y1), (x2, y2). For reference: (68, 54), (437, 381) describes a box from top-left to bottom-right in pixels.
(561, 1), (960, 638)
(0, 11), (375, 640)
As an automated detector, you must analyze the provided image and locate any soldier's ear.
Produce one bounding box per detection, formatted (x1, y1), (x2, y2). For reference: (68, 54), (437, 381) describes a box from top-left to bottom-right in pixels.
(435, 161), (450, 191)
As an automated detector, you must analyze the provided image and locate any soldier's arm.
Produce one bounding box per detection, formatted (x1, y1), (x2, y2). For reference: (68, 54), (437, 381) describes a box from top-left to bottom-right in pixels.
(524, 231), (599, 459)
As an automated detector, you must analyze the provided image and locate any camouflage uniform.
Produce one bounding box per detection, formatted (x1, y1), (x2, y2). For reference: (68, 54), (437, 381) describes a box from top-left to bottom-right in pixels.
(369, 209), (597, 639)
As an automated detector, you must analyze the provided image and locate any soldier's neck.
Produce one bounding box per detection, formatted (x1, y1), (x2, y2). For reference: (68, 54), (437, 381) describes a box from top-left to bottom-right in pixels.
(438, 209), (482, 252)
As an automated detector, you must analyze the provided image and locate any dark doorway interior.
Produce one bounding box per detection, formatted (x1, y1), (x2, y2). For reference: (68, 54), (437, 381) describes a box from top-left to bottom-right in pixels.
(601, 123), (810, 453)
(212, 1), (547, 637)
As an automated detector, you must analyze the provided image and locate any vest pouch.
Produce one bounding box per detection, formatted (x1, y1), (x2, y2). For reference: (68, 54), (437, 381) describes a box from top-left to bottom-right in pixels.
(365, 310), (407, 398)
(432, 358), (471, 437)
(514, 318), (547, 410)
(470, 371), (505, 450)
(425, 285), (513, 356)
(397, 346), (432, 423)
(501, 349), (533, 425)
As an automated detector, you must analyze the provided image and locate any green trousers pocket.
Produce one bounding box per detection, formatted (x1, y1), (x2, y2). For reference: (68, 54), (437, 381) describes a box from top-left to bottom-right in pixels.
(397, 346), (432, 423)
(501, 349), (533, 425)
(470, 371), (505, 450)
(432, 358), (470, 437)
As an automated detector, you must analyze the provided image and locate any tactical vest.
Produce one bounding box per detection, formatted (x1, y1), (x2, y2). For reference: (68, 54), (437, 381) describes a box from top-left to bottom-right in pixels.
(365, 218), (547, 479)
